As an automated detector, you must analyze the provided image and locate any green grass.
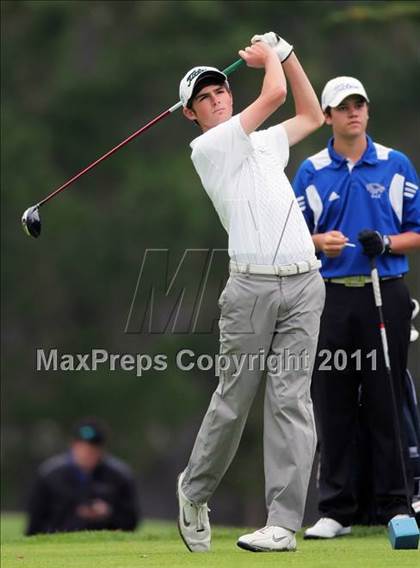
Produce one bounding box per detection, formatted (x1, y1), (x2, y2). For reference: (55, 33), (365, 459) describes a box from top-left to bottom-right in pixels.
(1, 514), (418, 568)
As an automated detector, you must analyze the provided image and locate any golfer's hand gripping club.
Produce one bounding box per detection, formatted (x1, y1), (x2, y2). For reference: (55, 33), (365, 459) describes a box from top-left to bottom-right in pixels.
(251, 32), (294, 62)
(358, 229), (391, 257)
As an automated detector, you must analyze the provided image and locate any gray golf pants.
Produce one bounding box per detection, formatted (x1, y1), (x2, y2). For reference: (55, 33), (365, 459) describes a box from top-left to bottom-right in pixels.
(182, 268), (325, 531)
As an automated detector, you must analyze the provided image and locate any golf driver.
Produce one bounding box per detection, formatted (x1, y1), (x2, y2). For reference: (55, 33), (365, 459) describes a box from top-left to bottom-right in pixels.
(21, 58), (244, 238)
(369, 256), (419, 548)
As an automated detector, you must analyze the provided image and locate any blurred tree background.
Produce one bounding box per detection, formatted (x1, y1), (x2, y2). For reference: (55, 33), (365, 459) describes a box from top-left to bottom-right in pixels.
(2, 0), (419, 526)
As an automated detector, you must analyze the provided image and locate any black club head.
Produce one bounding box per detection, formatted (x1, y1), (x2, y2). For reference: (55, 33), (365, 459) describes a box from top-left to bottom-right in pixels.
(21, 206), (41, 238)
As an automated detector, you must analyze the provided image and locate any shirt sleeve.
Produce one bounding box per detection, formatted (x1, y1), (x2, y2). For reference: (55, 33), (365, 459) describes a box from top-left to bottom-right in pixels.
(259, 123), (290, 168)
(400, 154), (420, 233)
(292, 160), (315, 233)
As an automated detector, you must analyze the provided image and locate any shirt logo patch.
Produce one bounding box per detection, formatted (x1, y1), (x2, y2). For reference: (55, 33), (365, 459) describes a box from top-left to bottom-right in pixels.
(328, 191), (340, 202)
(366, 183), (385, 199)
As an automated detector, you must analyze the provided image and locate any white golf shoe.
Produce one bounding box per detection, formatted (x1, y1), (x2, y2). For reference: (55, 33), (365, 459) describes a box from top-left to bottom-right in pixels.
(237, 526), (296, 552)
(177, 472), (211, 552)
(304, 517), (351, 539)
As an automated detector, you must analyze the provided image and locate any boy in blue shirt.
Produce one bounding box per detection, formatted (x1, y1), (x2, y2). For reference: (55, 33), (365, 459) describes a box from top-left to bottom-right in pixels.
(293, 76), (420, 538)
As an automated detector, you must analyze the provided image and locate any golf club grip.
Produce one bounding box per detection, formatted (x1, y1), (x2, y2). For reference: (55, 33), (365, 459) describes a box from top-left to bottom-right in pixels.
(223, 58), (245, 76)
(369, 258), (382, 308)
(369, 258), (391, 368)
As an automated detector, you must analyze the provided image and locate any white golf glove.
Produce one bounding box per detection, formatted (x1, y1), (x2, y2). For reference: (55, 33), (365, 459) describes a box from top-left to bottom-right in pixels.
(251, 32), (293, 63)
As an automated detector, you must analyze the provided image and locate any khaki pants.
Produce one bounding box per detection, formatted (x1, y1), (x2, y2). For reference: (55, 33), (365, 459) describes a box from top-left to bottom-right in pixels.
(182, 268), (325, 531)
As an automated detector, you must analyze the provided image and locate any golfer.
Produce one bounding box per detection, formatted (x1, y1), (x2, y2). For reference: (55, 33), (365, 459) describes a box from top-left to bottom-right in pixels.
(293, 77), (420, 538)
(177, 33), (325, 552)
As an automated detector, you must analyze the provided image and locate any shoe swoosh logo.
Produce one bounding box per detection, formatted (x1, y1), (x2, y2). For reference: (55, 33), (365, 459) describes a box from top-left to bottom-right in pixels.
(272, 535), (287, 543)
(182, 508), (191, 527)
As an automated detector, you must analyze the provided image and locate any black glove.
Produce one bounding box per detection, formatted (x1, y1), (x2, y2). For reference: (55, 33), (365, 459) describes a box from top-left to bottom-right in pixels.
(358, 229), (391, 257)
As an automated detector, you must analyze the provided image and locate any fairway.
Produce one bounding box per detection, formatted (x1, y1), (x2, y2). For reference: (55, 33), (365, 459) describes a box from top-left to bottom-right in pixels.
(1, 514), (418, 568)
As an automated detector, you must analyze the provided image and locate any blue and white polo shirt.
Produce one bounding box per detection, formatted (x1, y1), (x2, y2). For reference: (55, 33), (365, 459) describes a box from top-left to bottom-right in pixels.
(292, 136), (420, 278)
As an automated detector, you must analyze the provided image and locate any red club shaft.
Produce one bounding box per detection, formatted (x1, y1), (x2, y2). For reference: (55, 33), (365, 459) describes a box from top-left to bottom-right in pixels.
(38, 108), (172, 208)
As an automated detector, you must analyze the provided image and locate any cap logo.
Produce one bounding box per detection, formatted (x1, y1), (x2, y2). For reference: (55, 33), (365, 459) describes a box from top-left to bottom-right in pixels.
(333, 82), (360, 94)
(79, 425), (96, 440)
(186, 68), (209, 87)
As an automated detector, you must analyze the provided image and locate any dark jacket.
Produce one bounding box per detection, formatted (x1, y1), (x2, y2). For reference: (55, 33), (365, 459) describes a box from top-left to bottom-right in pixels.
(26, 452), (140, 535)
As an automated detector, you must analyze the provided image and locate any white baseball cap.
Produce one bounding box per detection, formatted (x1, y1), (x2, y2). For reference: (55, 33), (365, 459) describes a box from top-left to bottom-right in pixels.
(321, 76), (369, 111)
(179, 66), (228, 108)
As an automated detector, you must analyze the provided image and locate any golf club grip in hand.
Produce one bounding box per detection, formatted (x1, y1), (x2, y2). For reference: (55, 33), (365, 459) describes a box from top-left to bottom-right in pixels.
(358, 229), (385, 257)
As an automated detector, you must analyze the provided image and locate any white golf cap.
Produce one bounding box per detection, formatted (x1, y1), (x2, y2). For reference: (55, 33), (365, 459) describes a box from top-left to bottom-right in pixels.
(321, 76), (369, 111)
(179, 66), (228, 108)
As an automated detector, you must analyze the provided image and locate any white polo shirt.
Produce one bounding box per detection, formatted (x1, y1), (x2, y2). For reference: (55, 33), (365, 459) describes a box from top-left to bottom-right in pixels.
(190, 114), (316, 266)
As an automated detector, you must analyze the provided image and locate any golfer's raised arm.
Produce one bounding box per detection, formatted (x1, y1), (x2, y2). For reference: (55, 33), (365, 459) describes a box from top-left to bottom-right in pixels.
(281, 52), (324, 146)
(239, 42), (287, 135)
